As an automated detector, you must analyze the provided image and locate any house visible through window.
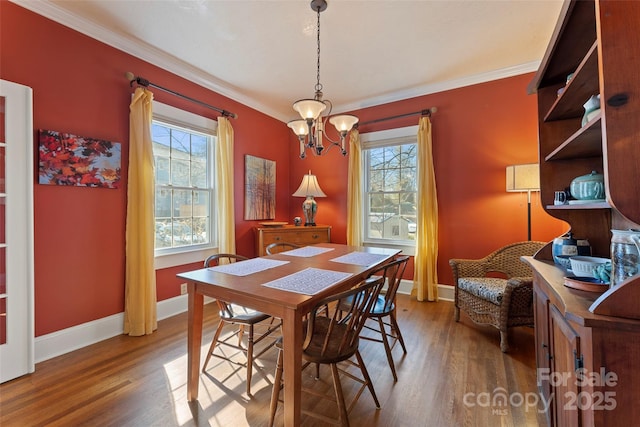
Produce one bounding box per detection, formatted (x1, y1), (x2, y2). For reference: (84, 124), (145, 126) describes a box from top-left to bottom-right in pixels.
(362, 126), (418, 250)
(151, 101), (217, 266)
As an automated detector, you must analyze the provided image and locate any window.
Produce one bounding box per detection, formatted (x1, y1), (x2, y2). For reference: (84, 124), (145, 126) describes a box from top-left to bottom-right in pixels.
(361, 126), (418, 252)
(152, 102), (217, 268)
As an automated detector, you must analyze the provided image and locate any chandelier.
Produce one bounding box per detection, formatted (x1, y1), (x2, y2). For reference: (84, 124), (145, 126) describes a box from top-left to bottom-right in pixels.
(288, 0), (358, 159)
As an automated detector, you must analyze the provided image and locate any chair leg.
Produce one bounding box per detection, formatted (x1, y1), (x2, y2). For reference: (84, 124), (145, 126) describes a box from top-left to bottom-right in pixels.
(268, 349), (283, 427)
(454, 306), (460, 322)
(355, 350), (380, 409)
(389, 312), (407, 354)
(246, 325), (255, 396)
(378, 317), (398, 382)
(202, 320), (226, 372)
(500, 330), (510, 353)
(330, 363), (350, 427)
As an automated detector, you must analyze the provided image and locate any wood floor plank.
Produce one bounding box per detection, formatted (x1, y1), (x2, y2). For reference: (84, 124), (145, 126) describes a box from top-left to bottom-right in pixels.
(0, 296), (546, 426)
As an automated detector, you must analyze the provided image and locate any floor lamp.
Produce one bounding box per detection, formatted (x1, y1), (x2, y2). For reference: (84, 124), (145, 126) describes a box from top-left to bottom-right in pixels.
(506, 164), (540, 241)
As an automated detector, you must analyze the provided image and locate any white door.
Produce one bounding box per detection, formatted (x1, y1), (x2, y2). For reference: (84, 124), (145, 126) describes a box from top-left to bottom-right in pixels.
(0, 79), (35, 383)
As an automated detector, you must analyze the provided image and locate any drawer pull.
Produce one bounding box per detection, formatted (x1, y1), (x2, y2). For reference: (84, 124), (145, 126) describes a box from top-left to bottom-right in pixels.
(312, 234), (319, 239)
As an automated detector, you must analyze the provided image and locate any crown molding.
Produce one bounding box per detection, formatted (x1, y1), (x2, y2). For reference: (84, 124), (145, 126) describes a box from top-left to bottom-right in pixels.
(12, 0), (539, 123)
(334, 61), (540, 114)
(11, 0), (284, 120)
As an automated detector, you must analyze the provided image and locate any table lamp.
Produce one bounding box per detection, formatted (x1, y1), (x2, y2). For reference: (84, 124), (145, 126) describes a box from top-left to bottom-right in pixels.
(292, 170), (326, 226)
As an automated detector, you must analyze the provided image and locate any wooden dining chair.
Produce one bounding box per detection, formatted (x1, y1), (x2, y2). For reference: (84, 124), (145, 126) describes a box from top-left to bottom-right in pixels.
(265, 242), (301, 255)
(358, 255), (410, 382)
(268, 275), (386, 427)
(202, 254), (281, 396)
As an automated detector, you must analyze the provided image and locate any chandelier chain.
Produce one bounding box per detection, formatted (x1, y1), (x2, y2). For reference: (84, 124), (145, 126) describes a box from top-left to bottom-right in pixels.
(315, 5), (322, 95)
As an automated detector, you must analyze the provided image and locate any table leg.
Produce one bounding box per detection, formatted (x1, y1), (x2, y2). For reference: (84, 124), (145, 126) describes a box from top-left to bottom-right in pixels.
(282, 307), (303, 426)
(187, 282), (204, 401)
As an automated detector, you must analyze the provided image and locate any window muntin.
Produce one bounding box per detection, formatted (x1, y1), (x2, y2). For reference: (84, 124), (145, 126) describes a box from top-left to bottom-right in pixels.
(363, 133), (417, 246)
(152, 120), (215, 254)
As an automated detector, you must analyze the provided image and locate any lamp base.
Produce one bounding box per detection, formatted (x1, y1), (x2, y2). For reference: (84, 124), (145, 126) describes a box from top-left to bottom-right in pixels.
(301, 196), (317, 227)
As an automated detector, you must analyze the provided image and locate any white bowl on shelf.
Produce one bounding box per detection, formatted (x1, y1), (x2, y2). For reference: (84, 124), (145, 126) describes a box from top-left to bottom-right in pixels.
(569, 256), (610, 276)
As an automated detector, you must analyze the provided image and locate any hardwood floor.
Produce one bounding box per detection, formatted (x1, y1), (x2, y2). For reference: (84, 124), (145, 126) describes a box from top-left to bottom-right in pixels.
(0, 296), (547, 426)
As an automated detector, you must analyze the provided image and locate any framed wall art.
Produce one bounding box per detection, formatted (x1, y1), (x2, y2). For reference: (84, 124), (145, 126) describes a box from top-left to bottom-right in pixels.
(244, 154), (275, 220)
(38, 129), (121, 189)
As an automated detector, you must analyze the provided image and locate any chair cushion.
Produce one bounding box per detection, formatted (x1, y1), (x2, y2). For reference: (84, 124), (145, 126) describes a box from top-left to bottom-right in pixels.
(457, 277), (507, 305)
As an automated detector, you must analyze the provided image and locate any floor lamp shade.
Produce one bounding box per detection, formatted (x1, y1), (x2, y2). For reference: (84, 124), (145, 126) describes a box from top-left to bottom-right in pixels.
(506, 163), (540, 193)
(506, 163), (540, 240)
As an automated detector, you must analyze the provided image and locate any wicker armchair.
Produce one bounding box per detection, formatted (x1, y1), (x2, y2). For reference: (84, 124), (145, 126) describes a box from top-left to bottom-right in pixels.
(449, 241), (545, 352)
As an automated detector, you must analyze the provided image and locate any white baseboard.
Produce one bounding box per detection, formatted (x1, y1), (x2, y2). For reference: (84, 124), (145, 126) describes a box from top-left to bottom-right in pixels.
(397, 279), (454, 302)
(35, 283), (453, 364)
(34, 294), (191, 364)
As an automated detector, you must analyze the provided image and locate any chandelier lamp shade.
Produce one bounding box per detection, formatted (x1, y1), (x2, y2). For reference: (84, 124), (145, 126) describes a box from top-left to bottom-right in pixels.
(288, 0), (359, 159)
(292, 170), (326, 226)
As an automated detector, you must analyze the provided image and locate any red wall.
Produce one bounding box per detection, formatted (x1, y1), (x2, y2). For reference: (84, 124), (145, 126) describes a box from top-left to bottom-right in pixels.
(288, 74), (567, 286)
(1, 3), (291, 336)
(2, 2), (566, 338)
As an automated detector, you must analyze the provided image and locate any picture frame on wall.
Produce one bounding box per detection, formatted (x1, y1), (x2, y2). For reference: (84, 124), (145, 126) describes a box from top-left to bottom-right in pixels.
(38, 129), (121, 189)
(244, 154), (275, 220)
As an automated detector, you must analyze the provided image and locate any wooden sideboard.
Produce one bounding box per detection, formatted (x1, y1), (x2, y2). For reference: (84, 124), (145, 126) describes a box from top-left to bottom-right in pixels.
(255, 225), (331, 256)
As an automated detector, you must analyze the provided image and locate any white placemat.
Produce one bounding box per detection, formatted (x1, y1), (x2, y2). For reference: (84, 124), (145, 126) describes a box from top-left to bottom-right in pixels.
(330, 251), (389, 266)
(207, 258), (289, 276)
(279, 246), (335, 257)
(261, 267), (353, 295)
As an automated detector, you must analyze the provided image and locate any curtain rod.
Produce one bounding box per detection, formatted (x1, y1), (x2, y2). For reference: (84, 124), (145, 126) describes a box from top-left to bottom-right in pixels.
(356, 107), (437, 128)
(125, 72), (238, 119)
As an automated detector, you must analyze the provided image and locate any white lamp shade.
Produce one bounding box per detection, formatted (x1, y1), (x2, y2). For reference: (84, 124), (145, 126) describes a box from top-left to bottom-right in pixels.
(287, 119), (309, 136)
(329, 114), (359, 132)
(293, 99), (326, 120)
(506, 163), (540, 192)
(292, 171), (327, 197)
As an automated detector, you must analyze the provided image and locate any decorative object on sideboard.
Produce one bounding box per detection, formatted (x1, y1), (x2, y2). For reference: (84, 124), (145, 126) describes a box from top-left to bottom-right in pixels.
(569, 170), (605, 201)
(556, 72), (575, 97)
(610, 229), (640, 287)
(552, 232), (591, 270)
(506, 163), (540, 240)
(569, 256), (610, 278)
(554, 190), (568, 205)
(287, 0), (358, 159)
(292, 170), (326, 226)
(581, 94), (601, 126)
(293, 217), (302, 226)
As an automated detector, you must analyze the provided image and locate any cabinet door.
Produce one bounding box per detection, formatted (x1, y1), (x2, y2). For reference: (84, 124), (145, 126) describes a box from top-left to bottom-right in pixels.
(534, 289), (554, 424)
(550, 305), (581, 427)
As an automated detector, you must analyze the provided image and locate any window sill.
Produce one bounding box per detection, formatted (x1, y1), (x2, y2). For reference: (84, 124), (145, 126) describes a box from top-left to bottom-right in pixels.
(155, 246), (218, 270)
(362, 240), (415, 257)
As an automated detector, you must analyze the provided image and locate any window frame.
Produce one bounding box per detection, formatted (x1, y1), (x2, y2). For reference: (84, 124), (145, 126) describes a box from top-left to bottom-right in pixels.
(152, 101), (218, 269)
(360, 125), (418, 256)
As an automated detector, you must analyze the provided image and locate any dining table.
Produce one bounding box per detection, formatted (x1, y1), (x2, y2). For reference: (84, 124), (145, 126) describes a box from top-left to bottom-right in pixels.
(177, 242), (401, 426)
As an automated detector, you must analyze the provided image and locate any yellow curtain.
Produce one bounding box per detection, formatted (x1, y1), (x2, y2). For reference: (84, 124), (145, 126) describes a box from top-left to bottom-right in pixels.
(346, 129), (363, 246)
(412, 116), (439, 301)
(124, 87), (157, 336)
(216, 117), (236, 254)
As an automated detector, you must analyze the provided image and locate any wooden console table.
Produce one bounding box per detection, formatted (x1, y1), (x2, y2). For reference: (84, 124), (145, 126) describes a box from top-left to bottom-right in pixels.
(255, 224), (331, 256)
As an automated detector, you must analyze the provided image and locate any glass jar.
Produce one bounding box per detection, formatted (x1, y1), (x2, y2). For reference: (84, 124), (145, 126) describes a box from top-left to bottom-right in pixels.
(610, 229), (640, 287)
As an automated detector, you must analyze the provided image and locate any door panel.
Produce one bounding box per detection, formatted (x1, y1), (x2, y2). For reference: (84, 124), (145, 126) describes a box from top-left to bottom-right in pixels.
(0, 79), (35, 383)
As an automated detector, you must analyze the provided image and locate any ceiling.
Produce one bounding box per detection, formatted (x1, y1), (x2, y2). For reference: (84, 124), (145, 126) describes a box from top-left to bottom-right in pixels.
(15, 0), (564, 122)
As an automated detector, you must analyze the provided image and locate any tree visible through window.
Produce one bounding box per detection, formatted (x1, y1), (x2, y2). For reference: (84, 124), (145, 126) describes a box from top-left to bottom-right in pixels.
(364, 142), (417, 242)
(152, 121), (214, 251)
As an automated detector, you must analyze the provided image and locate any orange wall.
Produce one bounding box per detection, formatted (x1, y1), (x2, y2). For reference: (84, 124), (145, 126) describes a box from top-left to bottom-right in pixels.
(2, 2), (566, 338)
(288, 74), (568, 286)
